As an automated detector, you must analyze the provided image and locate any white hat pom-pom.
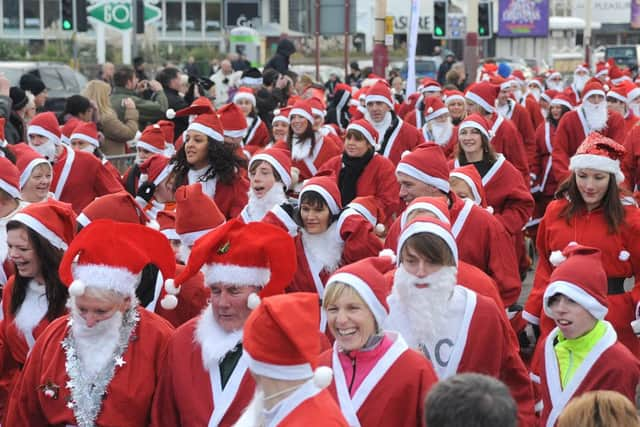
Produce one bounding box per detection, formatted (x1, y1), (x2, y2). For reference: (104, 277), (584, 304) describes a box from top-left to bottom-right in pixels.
(313, 366), (333, 389)
(619, 250), (631, 261)
(160, 294), (178, 310)
(549, 250), (566, 267)
(374, 223), (386, 234)
(568, 241), (578, 247)
(164, 278), (180, 295)
(291, 167), (300, 186)
(166, 108), (176, 119)
(486, 206), (494, 214)
(378, 248), (396, 264)
(401, 150), (411, 159)
(632, 319), (640, 335)
(247, 292), (261, 309)
(69, 280), (86, 297)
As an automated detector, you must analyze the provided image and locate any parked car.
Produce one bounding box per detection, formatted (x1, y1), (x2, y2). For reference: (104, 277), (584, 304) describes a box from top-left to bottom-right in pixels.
(400, 56), (442, 86)
(0, 61), (88, 114)
(605, 45), (640, 74)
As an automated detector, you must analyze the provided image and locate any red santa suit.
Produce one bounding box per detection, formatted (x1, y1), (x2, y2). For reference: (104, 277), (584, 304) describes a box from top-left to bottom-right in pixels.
(522, 93), (544, 130)
(51, 144), (124, 213)
(624, 111), (640, 136)
(318, 332), (437, 427)
(486, 112), (531, 185)
(552, 108), (626, 183)
(243, 116), (270, 156)
(386, 286), (537, 427)
(530, 122), (559, 225)
(186, 170), (250, 219)
(152, 264), (208, 328)
(102, 157), (123, 182)
(524, 199), (640, 356)
(539, 323), (640, 427)
(374, 117), (425, 167)
(623, 124), (640, 191)
(319, 153), (400, 225)
(500, 99), (537, 170)
(151, 308), (255, 427)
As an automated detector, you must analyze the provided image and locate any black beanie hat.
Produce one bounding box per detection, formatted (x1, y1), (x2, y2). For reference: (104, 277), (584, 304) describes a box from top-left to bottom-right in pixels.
(19, 74), (46, 96)
(9, 87), (28, 110)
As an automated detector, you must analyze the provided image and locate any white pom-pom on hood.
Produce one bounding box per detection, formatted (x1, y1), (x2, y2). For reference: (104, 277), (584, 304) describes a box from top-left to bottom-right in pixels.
(312, 366), (333, 389)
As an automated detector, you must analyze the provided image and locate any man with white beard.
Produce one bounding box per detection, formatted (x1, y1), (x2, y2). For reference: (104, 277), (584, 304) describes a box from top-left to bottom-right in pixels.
(552, 78), (626, 183)
(5, 221), (175, 426)
(363, 80), (425, 166)
(546, 70), (565, 92)
(565, 63), (591, 105)
(27, 111), (123, 213)
(69, 120), (122, 182)
(420, 96), (455, 154)
(151, 219), (297, 427)
(606, 83), (640, 135)
(384, 215), (536, 427)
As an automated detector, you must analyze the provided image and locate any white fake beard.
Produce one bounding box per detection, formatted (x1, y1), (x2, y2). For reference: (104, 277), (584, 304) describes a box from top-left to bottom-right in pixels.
(177, 243), (191, 264)
(496, 102), (510, 117)
(392, 265), (457, 348)
(301, 221), (344, 274)
(548, 82), (564, 92)
(573, 74), (589, 93)
(30, 139), (57, 161)
(529, 88), (542, 102)
(513, 89), (524, 101)
(195, 305), (243, 369)
(234, 388), (266, 427)
(430, 121), (453, 147)
(630, 102), (640, 116)
(365, 111), (392, 137)
(246, 184), (286, 222)
(80, 145), (96, 154)
(583, 100), (609, 131)
(70, 305), (123, 378)
(291, 137), (312, 161)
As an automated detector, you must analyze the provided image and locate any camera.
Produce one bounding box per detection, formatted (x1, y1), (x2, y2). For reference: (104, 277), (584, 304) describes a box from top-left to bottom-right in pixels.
(188, 74), (215, 91)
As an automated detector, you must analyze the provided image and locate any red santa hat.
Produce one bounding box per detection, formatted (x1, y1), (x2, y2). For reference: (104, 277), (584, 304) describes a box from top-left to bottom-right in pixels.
(365, 80), (394, 109)
(546, 70), (562, 81)
(490, 75), (509, 91)
(608, 60), (632, 85)
(186, 112), (224, 142)
(574, 63), (590, 74)
(443, 89), (465, 105)
(166, 96), (214, 120)
(450, 164), (487, 207)
(233, 87), (256, 107)
(11, 143), (50, 189)
(512, 70), (526, 82)
(0, 157), (20, 198)
(249, 148), (292, 190)
(595, 60), (609, 78)
(70, 121), (100, 148)
(458, 113), (492, 140)
(156, 120), (176, 155)
(308, 97), (326, 118)
(346, 119), (379, 149)
(77, 191), (154, 228)
(157, 210), (178, 241)
(218, 103), (248, 139)
(628, 85), (640, 103)
(543, 244), (608, 320)
(540, 89), (558, 104)
(527, 77), (544, 91)
(28, 112), (61, 145)
(569, 132), (626, 183)
(139, 154), (174, 187)
(398, 216), (458, 266)
(12, 199), (76, 250)
(550, 93), (575, 110)
(423, 97), (449, 122)
(299, 175), (342, 215)
(419, 78), (442, 94)
(289, 99), (314, 124)
(59, 220), (175, 298)
(400, 196), (451, 231)
(396, 143), (450, 194)
(464, 81), (499, 113)
(171, 219), (296, 310)
(606, 83), (631, 104)
(272, 106), (293, 125)
(60, 117), (81, 145)
(136, 125), (167, 154)
(325, 255), (396, 328)
(581, 78), (606, 100)
(347, 196), (386, 234)
(174, 183), (225, 246)
(243, 292), (333, 387)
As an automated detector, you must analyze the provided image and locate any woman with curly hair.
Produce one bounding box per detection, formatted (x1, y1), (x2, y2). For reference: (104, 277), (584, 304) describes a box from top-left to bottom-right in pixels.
(171, 112), (249, 219)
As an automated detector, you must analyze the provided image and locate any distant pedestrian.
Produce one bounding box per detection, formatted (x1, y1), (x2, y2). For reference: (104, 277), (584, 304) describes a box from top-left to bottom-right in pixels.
(264, 38), (296, 75)
(346, 61), (362, 87)
(437, 53), (456, 85)
(19, 74), (47, 111)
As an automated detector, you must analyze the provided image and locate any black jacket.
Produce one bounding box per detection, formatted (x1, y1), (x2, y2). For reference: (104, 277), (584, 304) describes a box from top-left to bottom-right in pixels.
(264, 39), (296, 75)
(163, 88), (189, 140)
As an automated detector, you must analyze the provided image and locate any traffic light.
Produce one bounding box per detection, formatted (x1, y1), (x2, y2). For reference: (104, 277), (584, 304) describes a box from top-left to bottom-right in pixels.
(61, 0), (73, 31)
(478, 1), (492, 38)
(77, 0), (88, 32)
(433, 0), (447, 39)
(135, 0), (145, 34)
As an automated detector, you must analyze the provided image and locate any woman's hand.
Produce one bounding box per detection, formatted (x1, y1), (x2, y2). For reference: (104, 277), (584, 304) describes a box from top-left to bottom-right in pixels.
(122, 98), (136, 110)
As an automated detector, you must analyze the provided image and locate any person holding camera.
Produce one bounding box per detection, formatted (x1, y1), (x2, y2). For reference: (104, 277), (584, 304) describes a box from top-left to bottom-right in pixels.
(156, 67), (188, 140)
(210, 60), (240, 108)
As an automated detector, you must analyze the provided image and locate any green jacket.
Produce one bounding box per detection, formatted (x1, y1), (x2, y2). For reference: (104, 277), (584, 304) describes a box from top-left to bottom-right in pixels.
(110, 87), (168, 130)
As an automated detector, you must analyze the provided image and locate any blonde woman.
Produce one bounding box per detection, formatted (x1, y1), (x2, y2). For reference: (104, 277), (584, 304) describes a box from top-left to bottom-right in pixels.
(82, 80), (139, 156)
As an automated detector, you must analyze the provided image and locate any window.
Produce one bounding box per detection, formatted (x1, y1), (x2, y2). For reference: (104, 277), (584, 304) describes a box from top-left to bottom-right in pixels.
(205, 1), (221, 32)
(270, 0), (280, 23)
(23, 0), (40, 29)
(3, 0), (19, 29)
(166, 0), (182, 32)
(185, 2), (202, 32)
(44, 0), (60, 29)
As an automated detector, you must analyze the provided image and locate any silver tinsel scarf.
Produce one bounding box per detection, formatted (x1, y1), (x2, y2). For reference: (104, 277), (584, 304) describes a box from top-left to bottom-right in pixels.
(62, 307), (140, 427)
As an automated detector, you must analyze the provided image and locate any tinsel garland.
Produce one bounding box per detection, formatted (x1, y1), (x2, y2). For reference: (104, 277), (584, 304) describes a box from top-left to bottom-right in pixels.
(62, 307), (139, 427)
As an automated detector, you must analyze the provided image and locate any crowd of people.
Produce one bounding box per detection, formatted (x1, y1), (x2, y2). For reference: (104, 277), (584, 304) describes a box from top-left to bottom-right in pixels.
(0, 42), (640, 426)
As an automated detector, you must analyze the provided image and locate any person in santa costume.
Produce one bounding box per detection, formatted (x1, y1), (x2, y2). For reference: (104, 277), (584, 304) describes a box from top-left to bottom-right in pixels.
(151, 219), (296, 427)
(233, 87), (270, 152)
(288, 176), (382, 331)
(606, 82), (639, 137)
(363, 80), (424, 166)
(0, 199), (76, 417)
(535, 244), (640, 427)
(134, 154), (176, 221)
(552, 78), (626, 184)
(239, 147), (291, 223)
(415, 96), (457, 157)
(69, 120), (122, 182)
(10, 142), (53, 204)
(524, 133), (640, 357)
(546, 70), (565, 93)
(325, 83), (352, 133)
(388, 143), (521, 306)
(515, 71), (544, 130)
(384, 216), (536, 426)
(26, 111), (124, 213)
(270, 106), (291, 144)
(449, 164), (490, 209)
(464, 81), (530, 185)
(564, 63), (591, 106)
(539, 88), (558, 121)
(272, 100), (342, 194)
(318, 255), (438, 427)
(233, 292), (348, 426)
(0, 158), (28, 289)
(5, 220), (175, 427)
(318, 119), (399, 225)
(122, 124), (169, 195)
(403, 78), (443, 128)
(452, 114), (535, 278)
(443, 89), (467, 126)
(309, 97), (344, 148)
(170, 111), (249, 219)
